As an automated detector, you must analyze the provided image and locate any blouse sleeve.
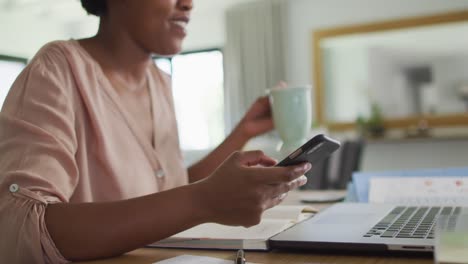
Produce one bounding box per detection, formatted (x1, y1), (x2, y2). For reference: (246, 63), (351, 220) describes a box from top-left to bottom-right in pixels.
(0, 43), (79, 263)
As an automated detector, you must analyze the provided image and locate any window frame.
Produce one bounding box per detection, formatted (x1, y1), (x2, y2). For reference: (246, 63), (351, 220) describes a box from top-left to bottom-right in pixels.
(0, 54), (28, 65)
(153, 47), (223, 73)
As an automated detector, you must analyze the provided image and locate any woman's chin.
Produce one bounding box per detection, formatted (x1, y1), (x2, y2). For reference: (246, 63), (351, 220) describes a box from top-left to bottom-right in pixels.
(153, 42), (183, 56)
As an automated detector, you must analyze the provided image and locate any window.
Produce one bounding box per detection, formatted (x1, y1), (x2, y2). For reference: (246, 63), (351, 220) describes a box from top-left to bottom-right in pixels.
(0, 55), (27, 109)
(155, 58), (172, 76)
(155, 49), (225, 151)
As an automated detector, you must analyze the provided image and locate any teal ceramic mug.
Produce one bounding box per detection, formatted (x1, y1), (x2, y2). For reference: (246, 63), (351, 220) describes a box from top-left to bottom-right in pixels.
(268, 85), (312, 152)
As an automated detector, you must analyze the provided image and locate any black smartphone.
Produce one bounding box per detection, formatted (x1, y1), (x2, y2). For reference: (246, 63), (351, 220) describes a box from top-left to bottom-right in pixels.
(276, 134), (341, 167)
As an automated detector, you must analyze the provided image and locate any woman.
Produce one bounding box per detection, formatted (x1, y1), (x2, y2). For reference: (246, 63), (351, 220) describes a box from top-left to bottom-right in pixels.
(0, 0), (311, 263)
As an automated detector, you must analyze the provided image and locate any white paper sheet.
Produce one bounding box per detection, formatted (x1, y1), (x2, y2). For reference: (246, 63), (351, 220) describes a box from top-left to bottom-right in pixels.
(369, 177), (468, 205)
(153, 254), (258, 264)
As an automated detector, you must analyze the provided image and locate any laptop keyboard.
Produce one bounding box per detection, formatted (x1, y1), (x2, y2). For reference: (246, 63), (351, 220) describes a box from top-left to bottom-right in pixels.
(363, 206), (461, 239)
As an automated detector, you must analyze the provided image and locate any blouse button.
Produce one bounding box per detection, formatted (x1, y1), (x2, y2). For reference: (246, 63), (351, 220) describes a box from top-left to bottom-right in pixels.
(9, 184), (19, 193)
(155, 169), (165, 178)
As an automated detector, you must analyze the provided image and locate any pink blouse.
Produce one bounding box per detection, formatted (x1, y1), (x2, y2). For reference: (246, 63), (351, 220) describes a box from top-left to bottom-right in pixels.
(0, 40), (188, 263)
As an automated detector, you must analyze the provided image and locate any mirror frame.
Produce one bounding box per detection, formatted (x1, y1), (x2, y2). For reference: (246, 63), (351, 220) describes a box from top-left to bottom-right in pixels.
(312, 10), (468, 131)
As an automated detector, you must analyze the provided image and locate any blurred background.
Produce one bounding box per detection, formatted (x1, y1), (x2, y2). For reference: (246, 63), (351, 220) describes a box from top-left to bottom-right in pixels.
(2, 0), (468, 189)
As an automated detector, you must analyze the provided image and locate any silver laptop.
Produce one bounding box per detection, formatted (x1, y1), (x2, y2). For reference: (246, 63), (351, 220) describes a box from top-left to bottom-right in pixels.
(270, 203), (467, 252)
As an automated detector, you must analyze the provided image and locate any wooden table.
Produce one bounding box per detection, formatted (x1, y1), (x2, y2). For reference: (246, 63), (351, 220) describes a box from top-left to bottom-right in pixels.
(76, 190), (434, 264)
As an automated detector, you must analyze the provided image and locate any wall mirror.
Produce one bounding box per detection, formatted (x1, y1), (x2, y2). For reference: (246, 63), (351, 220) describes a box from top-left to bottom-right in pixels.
(313, 10), (468, 131)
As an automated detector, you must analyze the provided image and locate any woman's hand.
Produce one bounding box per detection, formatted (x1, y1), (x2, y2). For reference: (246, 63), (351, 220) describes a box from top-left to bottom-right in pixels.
(234, 81), (288, 142)
(234, 96), (274, 141)
(194, 150), (311, 227)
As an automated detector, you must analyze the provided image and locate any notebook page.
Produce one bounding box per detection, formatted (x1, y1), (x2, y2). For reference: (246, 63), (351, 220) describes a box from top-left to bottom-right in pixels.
(172, 219), (291, 240)
(153, 255), (258, 264)
(262, 205), (315, 220)
(153, 255), (232, 264)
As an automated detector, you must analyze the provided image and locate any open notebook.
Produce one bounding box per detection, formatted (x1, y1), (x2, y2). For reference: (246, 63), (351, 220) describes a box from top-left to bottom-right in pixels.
(148, 205), (316, 251)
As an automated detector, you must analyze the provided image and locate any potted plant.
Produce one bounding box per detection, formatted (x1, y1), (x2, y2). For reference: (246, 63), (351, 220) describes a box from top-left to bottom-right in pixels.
(356, 103), (385, 138)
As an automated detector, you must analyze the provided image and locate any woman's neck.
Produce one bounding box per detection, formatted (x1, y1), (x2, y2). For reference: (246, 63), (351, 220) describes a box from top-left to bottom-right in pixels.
(79, 17), (152, 85)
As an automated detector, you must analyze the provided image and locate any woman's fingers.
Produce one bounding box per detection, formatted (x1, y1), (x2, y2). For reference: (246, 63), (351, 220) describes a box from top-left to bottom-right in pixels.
(250, 162), (312, 184)
(265, 176), (306, 209)
(234, 150), (277, 167)
(265, 192), (288, 210)
(268, 176), (308, 198)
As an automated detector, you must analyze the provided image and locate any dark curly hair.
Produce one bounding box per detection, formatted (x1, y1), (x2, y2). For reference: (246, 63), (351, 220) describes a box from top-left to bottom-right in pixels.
(81, 0), (107, 16)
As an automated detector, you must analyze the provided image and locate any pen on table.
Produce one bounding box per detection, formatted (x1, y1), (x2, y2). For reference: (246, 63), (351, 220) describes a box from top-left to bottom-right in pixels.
(235, 249), (245, 264)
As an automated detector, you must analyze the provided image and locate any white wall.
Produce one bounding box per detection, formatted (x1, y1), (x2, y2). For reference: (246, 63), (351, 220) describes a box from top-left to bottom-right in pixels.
(285, 0), (468, 118)
(361, 138), (468, 171)
(183, 0), (254, 51)
(0, 1), (98, 58)
(433, 55), (468, 114)
(184, 1), (232, 51)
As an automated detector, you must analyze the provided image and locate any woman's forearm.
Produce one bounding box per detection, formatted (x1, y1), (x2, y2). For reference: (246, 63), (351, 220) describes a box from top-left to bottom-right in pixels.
(45, 183), (207, 261)
(188, 96), (274, 183)
(188, 130), (249, 183)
